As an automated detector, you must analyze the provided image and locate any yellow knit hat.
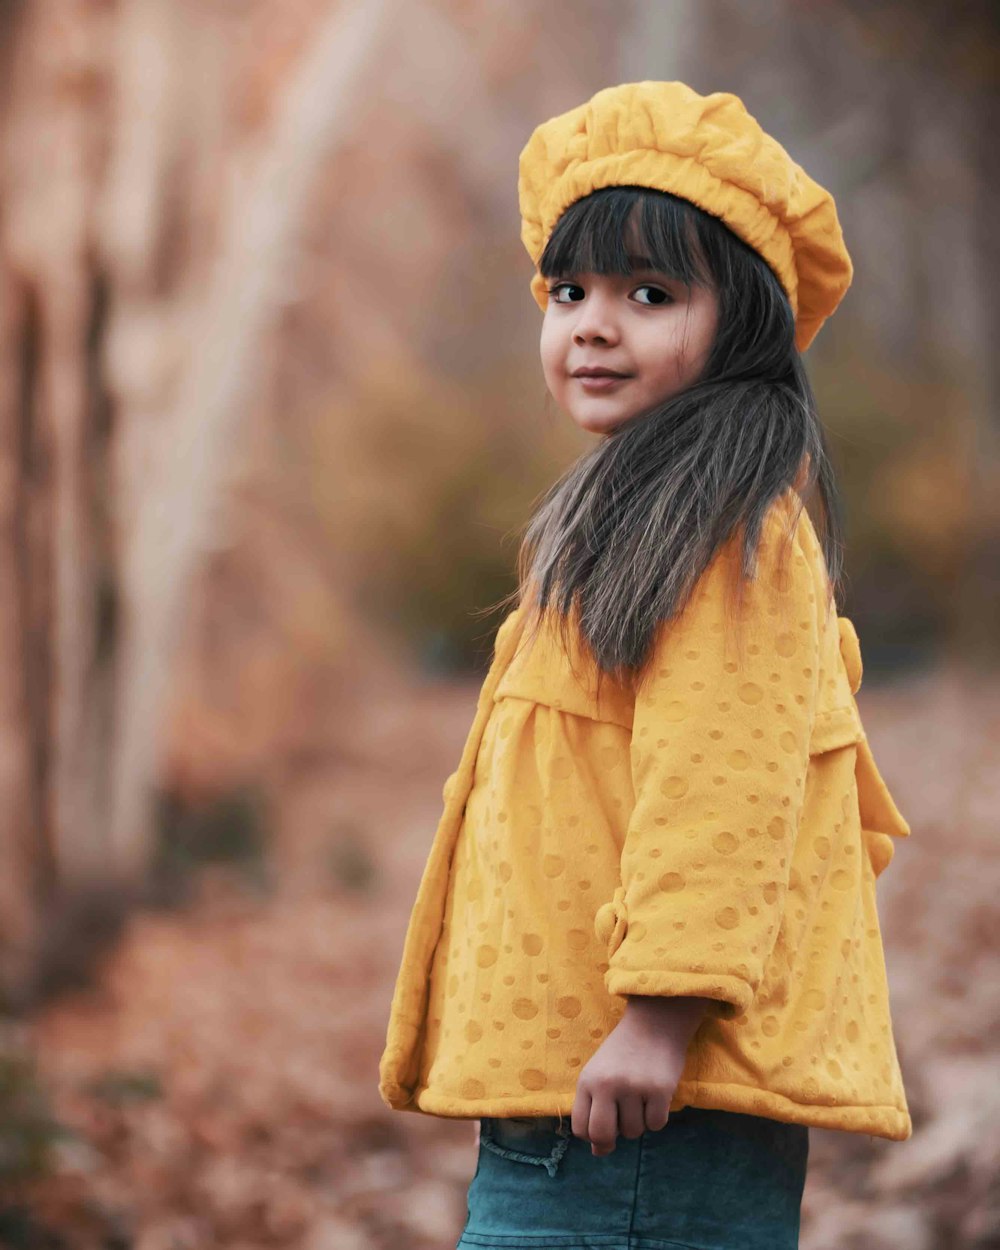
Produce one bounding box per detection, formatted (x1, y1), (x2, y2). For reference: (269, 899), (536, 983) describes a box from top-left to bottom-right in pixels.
(518, 81), (852, 352)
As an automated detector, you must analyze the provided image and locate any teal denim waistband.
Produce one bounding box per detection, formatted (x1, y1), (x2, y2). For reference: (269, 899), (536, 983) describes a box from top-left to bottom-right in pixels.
(458, 1105), (808, 1250)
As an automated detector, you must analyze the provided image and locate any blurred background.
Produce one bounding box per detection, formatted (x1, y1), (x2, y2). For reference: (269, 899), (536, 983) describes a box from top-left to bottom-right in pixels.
(0, 0), (996, 1246)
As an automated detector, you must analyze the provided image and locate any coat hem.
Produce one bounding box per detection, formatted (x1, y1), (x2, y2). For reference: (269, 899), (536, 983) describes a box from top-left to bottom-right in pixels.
(379, 1076), (911, 1141)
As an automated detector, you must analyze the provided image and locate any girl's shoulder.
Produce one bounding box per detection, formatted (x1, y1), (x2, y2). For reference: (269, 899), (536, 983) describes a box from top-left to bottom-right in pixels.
(701, 487), (829, 620)
(758, 487), (834, 611)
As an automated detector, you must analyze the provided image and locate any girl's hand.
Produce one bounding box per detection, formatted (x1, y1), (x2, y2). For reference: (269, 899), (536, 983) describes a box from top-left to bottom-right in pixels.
(571, 995), (712, 1156)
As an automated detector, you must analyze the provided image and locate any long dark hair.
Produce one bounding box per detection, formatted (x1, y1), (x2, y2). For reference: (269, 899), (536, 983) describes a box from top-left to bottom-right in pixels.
(491, 185), (844, 698)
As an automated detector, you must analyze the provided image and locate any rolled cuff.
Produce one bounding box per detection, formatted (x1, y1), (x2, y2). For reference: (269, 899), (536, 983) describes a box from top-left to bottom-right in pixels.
(603, 967), (753, 1020)
(595, 887), (754, 1019)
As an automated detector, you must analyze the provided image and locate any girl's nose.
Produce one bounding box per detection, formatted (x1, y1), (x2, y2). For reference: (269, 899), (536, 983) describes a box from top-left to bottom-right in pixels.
(572, 295), (620, 345)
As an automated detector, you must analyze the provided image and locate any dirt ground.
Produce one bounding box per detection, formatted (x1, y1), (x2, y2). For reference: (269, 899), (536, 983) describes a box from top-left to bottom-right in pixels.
(7, 659), (999, 1248)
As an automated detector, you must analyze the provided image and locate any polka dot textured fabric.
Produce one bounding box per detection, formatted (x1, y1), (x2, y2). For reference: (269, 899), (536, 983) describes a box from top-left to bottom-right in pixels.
(378, 490), (912, 1141)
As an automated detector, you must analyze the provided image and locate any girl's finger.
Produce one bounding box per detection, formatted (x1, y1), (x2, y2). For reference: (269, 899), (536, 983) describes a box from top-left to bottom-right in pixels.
(643, 1094), (671, 1134)
(588, 1093), (619, 1156)
(618, 1093), (646, 1140)
(571, 1087), (592, 1142)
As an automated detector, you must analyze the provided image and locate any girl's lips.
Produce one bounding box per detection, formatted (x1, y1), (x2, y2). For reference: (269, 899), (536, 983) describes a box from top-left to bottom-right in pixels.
(575, 373), (630, 390)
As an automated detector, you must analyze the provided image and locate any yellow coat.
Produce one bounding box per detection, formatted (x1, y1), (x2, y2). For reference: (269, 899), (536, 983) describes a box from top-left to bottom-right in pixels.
(378, 491), (912, 1140)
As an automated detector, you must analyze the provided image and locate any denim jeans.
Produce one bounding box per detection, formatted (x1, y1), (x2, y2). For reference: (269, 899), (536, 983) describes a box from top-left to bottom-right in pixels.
(457, 1106), (808, 1249)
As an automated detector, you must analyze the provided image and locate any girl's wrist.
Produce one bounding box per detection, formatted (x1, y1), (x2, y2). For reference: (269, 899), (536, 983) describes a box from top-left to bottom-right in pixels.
(623, 994), (713, 1037)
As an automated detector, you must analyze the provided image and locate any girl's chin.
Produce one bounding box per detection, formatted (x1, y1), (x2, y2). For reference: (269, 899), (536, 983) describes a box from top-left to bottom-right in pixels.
(571, 409), (634, 433)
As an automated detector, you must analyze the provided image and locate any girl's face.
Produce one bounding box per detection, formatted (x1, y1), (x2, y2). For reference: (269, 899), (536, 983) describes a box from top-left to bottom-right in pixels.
(539, 257), (720, 436)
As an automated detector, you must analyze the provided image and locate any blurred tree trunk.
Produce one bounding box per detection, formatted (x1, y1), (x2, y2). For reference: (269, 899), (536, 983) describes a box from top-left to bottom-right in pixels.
(0, 255), (51, 997)
(0, 0), (394, 1004)
(0, 0), (111, 999)
(106, 0), (394, 883)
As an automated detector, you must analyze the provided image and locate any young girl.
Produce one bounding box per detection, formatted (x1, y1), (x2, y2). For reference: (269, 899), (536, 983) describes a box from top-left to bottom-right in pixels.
(379, 81), (912, 1250)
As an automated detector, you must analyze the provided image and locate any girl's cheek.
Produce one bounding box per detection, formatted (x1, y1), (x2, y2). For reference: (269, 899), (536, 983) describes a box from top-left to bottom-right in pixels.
(538, 327), (564, 389)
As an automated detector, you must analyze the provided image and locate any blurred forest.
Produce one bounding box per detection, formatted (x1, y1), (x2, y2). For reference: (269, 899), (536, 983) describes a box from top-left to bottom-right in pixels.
(0, 0), (997, 1246)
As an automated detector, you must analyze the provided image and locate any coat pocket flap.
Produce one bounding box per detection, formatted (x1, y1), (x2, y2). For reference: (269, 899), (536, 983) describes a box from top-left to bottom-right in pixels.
(855, 733), (911, 877)
(837, 616), (863, 694)
(809, 702), (865, 755)
(809, 700), (910, 877)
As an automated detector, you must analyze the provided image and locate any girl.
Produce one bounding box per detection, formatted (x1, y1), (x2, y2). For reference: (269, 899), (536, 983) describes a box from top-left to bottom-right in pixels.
(379, 81), (912, 1250)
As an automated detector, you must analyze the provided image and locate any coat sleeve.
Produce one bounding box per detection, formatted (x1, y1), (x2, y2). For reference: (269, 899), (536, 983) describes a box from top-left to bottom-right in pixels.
(595, 500), (823, 1019)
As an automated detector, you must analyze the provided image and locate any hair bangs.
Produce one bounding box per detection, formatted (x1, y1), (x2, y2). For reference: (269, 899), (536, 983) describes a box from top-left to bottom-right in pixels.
(538, 186), (706, 288)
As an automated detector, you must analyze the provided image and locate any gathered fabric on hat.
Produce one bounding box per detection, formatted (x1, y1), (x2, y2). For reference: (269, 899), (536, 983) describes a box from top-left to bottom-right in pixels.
(518, 81), (852, 352)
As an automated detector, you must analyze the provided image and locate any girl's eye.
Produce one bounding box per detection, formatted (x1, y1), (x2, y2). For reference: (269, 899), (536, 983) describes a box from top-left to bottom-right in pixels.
(546, 282), (583, 303)
(547, 282), (670, 306)
(632, 284), (672, 306)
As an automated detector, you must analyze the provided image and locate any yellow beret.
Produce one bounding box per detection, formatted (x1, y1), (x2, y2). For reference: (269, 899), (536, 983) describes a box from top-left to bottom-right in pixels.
(518, 81), (852, 352)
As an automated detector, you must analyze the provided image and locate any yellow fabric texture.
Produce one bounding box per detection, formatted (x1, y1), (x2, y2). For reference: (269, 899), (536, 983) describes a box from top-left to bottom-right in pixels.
(518, 81), (853, 352)
(378, 491), (912, 1140)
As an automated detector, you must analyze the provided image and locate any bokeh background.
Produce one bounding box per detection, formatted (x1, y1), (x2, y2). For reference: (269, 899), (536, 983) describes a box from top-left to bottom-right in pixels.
(0, 1), (997, 1246)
